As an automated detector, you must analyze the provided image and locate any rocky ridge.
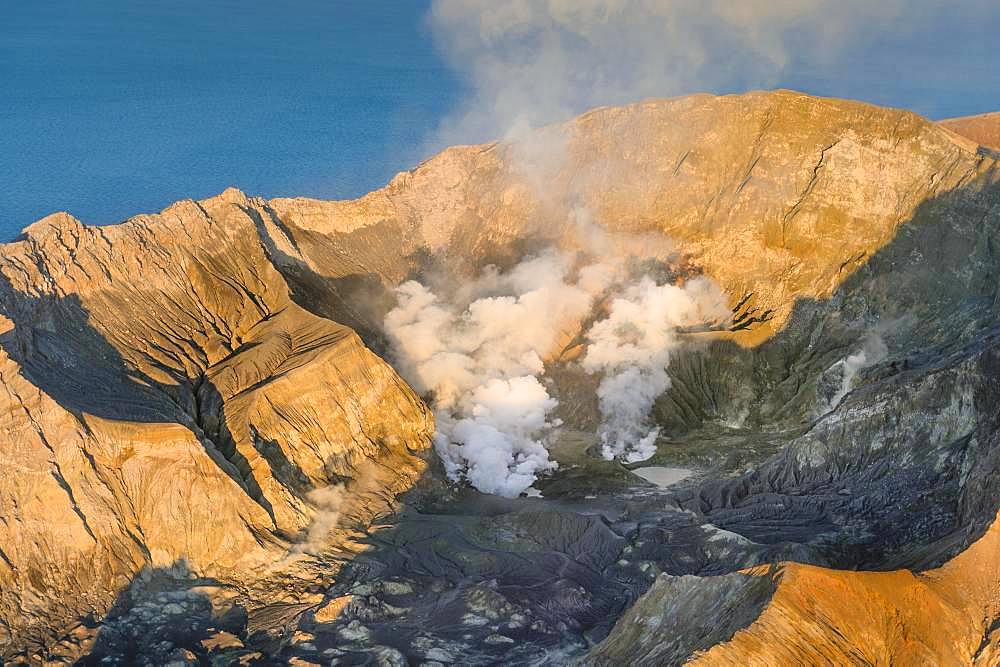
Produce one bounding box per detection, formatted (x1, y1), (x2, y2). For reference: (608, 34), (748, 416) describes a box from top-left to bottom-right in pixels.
(941, 111), (1000, 154)
(0, 192), (433, 654)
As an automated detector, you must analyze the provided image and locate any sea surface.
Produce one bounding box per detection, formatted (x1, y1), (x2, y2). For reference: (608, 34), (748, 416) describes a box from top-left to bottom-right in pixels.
(3, 1), (998, 242)
(1, 1), (461, 240)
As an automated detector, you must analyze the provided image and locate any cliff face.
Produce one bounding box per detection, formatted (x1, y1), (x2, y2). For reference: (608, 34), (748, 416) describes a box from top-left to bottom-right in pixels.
(0, 189), (433, 648)
(3, 90), (1000, 664)
(588, 507), (1000, 665)
(691, 509), (1000, 665)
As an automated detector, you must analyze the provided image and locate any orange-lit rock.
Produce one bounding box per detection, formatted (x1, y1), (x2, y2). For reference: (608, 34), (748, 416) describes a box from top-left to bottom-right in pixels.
(940, 111), (1000, 152)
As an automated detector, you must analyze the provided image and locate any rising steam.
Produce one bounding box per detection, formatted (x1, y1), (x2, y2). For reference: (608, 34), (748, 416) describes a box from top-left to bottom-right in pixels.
(396, 1), (864, 494)
(384, 250), (616, 497)
(384, 230), (730, 495)
(583, 276), (730, 462)
(290, 484), (346, 556)
(427, 0), (908, 148)
(826, 331), (889, 410)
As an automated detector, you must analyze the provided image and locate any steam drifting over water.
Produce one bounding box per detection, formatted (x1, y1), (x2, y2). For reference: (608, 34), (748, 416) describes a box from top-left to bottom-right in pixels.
(427, 0), (911, 149)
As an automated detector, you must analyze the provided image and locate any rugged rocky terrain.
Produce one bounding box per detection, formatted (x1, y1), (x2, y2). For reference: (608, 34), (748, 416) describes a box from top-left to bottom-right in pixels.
(0, 194), (434, 656)
(2, 90), (999, 664)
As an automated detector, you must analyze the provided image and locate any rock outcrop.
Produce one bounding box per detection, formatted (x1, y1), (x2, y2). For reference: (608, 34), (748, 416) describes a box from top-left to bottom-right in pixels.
(0, 190), (433, 653)
(2, 90), (1000, 664)
(589, 507), (1000, 665)
(693, 507), (1000, 665)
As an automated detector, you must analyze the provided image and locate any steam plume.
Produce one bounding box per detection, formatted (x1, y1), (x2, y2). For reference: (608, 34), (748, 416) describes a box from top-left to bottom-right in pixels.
(384, 250), (615, 497)
(293, 484), (346, 556)
(385, 232), (730, 493)
(583, 276), (731, 461)
(827, 332), (888, 410)
(427, 0), (907, 148)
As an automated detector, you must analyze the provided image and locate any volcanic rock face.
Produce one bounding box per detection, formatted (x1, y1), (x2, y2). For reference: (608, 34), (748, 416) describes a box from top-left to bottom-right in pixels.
(0, 191), (433, 651)
(2, 90), (1000, 664)
(586, 510), (1000, 665)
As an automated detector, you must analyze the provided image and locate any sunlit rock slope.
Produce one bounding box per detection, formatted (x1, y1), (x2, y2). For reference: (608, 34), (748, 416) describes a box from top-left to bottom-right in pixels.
(0, 191), (433, 652)
(941, 110), (1000, 153)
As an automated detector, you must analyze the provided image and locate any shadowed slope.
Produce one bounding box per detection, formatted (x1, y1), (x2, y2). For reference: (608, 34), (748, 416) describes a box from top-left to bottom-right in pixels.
(585, 168), (1000, 665)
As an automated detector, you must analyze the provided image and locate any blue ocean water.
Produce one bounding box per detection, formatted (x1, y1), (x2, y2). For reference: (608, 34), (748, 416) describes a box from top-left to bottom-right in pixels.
(1, 1), (461, 239)
(3, 2), (998, 241)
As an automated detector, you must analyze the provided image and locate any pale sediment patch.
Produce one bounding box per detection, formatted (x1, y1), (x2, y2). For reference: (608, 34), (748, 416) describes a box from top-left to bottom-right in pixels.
(632, 466), (693, 488)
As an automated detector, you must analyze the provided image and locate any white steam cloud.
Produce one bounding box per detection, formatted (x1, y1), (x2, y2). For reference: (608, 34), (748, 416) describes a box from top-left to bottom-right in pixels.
(427, 0), (908, 147)
(583, 276), (730, 462)
(385, 250), (617, 497)
(399, 2), (865, 494)
(385, 231), (730, 495)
